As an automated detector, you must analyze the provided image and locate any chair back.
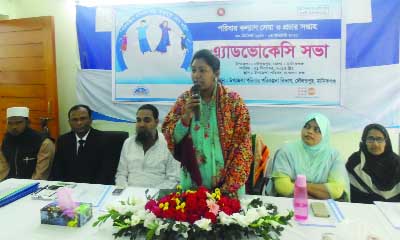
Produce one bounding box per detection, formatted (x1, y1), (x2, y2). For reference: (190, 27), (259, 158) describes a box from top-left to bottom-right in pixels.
(264, 148), (281, 196)
(102, 131), (129, 185)
(245, 134), (270, 195)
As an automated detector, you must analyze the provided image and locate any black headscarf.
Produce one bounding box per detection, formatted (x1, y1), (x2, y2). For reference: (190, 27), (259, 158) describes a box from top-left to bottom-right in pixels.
(358, 124), (400, 191)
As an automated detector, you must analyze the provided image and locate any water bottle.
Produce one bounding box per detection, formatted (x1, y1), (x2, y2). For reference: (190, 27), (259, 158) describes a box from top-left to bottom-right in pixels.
(293, 175), (308, 221)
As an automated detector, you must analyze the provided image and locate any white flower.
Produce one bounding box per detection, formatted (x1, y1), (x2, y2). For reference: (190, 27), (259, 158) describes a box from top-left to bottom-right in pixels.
(124, 205), (137, 215)
(143, 212), (157, 228)
(240, 198), (253, 210)
(155, 221), (169, 235)
(135, 209), (147, 219)
(219, 211), (236, 225)
(180, 232), (188, 239)
(130, 215), (141, 226)
(172, 221), (190, 238)
(172, 221), (190, 231)
(111, 203), (135, 215)
(194, 218), (212, 231)
(231, 212), (255, 227)
(255, 207), (269, 217)
(245, 208), (261, 223)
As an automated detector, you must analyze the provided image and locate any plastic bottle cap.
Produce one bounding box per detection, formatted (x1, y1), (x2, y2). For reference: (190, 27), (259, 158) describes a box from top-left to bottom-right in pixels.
(295, 175), (307, 187)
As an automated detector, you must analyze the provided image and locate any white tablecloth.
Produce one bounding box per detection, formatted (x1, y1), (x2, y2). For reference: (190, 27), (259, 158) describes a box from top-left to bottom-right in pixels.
(0, 178), (399, 240)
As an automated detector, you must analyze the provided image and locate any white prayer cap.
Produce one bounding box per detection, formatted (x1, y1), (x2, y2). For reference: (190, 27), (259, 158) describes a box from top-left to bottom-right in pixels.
(6, 107), (29, 118)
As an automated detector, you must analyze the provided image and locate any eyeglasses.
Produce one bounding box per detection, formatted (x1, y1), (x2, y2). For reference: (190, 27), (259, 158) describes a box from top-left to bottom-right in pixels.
(366, 136), (385, 144)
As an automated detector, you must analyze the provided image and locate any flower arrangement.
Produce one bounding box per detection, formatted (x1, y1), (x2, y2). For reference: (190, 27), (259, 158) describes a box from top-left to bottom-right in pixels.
(93, 186), (293, 240)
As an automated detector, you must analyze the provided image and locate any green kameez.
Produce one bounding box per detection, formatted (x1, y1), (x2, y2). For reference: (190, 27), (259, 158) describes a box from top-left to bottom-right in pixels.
(173, 92), (245, 195)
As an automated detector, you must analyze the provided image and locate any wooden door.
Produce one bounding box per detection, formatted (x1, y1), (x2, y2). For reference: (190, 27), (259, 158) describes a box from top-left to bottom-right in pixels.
(0, 16), (59, 142)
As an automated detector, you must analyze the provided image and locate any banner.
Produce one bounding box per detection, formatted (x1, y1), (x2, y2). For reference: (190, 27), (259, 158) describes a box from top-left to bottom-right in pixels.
(76, 0), (400, 131)
(112, 0), (342, 106)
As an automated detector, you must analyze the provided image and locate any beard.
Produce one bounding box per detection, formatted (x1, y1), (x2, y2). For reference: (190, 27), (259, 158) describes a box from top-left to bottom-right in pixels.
(135, 129), (154, 145)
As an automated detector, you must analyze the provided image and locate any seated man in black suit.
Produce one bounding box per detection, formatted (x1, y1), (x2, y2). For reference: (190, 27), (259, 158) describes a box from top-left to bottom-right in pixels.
(51, 104), (109, 184)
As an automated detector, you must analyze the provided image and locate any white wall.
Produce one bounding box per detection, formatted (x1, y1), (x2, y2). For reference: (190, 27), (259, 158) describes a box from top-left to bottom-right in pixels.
(255, 127), (399, 162)
(0, 0), (14, 18)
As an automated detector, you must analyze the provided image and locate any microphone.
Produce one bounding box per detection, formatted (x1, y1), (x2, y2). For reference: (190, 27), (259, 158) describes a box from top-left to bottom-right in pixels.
(191, 83), (200, 121)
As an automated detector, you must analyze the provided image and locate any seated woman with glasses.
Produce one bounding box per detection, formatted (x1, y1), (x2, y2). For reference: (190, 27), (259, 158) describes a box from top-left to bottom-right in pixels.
(346, 123), (400, 203)
(266, 113), (350, 201)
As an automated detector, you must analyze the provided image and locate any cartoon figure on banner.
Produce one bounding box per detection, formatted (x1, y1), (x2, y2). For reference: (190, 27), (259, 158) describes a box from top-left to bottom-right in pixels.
(181, 34), (188, 51)
(136, 19), (152, 54)
(121, 35), (127, 52)
(155, 20), (171, 53)
(114, 11), (194, 72)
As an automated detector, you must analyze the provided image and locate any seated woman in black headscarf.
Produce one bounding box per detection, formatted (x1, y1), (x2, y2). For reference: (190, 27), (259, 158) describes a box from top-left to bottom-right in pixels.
(346, 123), (400, 203)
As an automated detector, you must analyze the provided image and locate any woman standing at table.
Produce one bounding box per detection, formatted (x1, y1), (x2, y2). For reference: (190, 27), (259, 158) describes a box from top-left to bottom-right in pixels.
(162, 49), (252, 197)
(266, 113), (350, 201)
(346, 123), (400, 203)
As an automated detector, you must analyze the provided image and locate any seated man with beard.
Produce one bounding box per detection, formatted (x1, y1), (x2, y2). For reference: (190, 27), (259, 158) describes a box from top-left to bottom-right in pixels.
(0, 107), (55, 180)
(115, 104), (180, 188)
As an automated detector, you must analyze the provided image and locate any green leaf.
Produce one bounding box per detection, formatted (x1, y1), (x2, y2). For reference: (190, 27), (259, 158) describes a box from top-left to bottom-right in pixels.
(145, 227), (156, 240)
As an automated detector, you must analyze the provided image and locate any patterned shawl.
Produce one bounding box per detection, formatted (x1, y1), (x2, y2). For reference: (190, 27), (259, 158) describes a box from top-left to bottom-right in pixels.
(162, 83), (253, 193)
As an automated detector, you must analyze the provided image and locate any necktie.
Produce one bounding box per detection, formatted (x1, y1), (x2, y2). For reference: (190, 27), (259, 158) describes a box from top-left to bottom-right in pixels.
(77, 139), (85, 156)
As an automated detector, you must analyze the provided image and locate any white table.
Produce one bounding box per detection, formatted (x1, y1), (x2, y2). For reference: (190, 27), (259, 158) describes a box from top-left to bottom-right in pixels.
(0, 178), (399, 240)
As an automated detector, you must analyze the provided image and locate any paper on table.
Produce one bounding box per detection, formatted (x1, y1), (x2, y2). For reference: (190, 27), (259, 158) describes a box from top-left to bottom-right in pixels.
(32, 182), (78, 201)
(336, 219), (387, 240)
(374, 201), (400, 230)
(297, 199), (344, 228)
(0, 180), (37, 198)
(100, 187), (159, 212)
(72, 184), (112, 207)
(0, 181), (23, 199)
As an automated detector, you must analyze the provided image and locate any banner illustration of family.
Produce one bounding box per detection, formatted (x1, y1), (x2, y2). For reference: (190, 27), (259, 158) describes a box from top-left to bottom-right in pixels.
(121, 19), (188, 54)
(116, 8), (193, 72)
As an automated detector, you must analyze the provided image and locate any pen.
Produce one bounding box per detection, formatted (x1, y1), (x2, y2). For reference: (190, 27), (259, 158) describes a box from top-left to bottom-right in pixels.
(48, 191), (57, 197)
(32, 185), (48, 195)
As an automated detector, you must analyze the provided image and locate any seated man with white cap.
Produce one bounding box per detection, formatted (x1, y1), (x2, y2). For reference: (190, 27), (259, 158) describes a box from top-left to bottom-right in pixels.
(0, 107), (55, 180)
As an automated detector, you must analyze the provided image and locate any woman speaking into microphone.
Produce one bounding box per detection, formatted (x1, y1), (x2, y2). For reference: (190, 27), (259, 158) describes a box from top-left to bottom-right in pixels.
(162, 49), (252, 197)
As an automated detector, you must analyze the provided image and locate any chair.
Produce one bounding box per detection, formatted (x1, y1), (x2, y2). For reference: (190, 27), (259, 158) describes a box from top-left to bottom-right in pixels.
(264, 149), (280, 196)
(245, 134), (270, 195)
(101, 131), (129, 185)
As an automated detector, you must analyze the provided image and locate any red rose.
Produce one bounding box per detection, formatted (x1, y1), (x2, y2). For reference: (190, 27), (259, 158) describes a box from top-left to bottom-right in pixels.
(187, 213), (200, 224)
(174, 211), (187, 222)
(145, 199), (157, 211)
(204, 211), (217, 224)
(163, 208), (175, 219)
(152, 207), (162, 217)
(221, 205), (233, 215)
(229, 199), (241, 213)
(185, 195), (198, 213)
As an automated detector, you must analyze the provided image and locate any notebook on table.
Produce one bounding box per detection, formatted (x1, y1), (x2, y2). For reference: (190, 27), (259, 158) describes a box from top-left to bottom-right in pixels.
(0, 182), (39, 207)
(374, 201), (400, 230)
(297, 199), (345, 228)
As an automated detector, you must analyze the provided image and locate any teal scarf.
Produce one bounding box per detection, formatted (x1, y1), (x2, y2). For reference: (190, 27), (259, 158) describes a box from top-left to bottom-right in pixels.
(270, 113), (350, 200)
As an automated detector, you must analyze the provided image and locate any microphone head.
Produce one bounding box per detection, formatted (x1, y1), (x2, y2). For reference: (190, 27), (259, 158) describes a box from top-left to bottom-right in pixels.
(191, 83), (201, 121)
(191, 83), (200, 92)
(191, 83), (200, 98)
